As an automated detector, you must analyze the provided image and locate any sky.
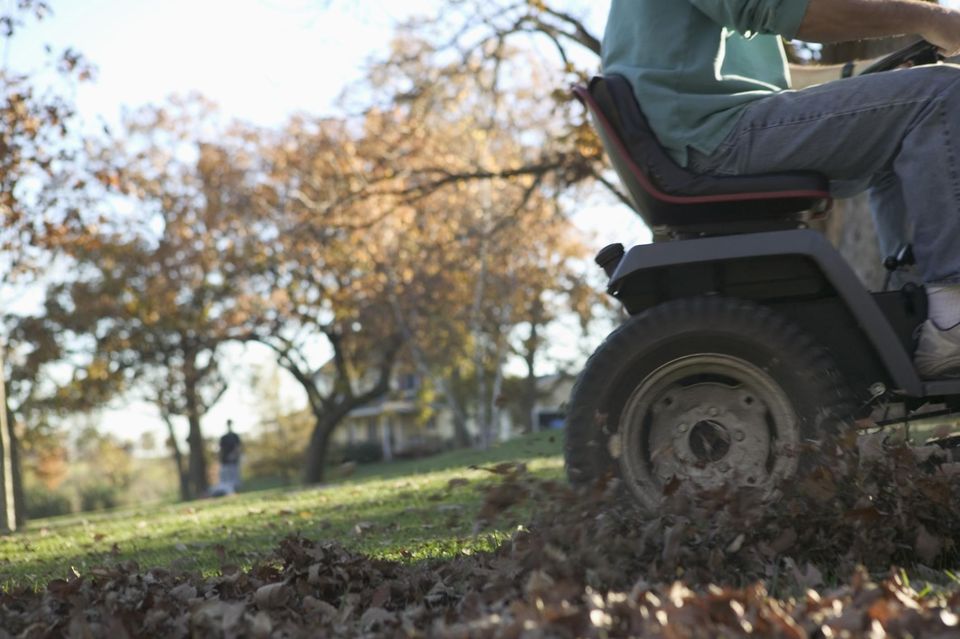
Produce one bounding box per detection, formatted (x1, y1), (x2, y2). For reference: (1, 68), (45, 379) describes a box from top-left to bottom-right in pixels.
(6, 0), (645, 449)
(9, 0), (437, 125)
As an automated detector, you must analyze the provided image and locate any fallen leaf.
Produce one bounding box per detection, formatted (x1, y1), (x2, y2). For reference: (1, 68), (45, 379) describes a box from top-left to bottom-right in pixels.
(360, 607), (394, 631)
(915, 525), (943, 565)
(254, 582), (291, 609)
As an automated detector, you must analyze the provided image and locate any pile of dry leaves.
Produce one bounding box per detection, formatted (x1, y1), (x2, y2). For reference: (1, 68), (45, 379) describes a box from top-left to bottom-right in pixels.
(3, 436), (960, 638)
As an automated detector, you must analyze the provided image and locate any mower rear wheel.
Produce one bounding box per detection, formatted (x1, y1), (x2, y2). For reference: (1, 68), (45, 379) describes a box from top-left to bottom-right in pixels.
(564, 297), (854, 512)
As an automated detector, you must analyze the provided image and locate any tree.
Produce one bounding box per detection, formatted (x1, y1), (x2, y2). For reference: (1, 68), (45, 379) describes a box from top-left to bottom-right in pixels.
(0, 346), (17, 531)
(239, 32), (596, 476)
(2, 313), (70, 529)
(358, 25), (602, 448)
(239, 115), (406, 483)
(35, 98), (270, 500)
(0, 0), (94, 531)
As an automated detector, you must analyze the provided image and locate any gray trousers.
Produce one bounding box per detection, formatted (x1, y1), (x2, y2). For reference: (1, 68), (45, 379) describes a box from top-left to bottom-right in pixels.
(219, 461), (241, 492)
(687, 65), (960, 284)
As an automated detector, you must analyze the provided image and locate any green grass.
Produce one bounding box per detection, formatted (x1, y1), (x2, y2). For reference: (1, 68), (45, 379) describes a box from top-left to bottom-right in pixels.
(0, 431), (564, 591)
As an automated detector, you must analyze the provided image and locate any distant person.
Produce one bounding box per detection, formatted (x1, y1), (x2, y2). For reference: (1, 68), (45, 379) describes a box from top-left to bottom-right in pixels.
(216, 419), (242, 495)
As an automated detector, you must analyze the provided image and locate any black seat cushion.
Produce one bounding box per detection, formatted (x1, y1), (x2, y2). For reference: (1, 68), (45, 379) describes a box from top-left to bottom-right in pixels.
(578, 75), (832, 230)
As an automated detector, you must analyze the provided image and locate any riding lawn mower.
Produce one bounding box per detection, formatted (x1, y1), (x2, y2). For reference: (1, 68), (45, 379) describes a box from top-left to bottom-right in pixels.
(564, 39), (960, 512)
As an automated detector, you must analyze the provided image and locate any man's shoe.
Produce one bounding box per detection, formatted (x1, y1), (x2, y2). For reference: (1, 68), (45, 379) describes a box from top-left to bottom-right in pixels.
(914, 320), (960, 378)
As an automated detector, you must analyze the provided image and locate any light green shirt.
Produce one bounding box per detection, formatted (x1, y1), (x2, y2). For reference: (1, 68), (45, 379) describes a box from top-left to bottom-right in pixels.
(601, 0), (811, 166)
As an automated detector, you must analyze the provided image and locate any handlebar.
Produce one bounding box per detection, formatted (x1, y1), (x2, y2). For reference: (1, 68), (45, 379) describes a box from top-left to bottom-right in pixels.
(858, 39), (943, 75)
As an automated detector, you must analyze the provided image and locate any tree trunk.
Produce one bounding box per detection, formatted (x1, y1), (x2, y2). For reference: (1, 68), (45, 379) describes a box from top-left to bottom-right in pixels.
(173, 445), (190, 502)
(184, 385), (208, 499)
(0, 348), (20, 532)
(471, 230), (489, 449)
(523, 377), (538, 434)
(487, 362), (504, 446)
(520, 301), (545, 434)
(9, 407), (24, 528)
(303, 414), (339, 485)
(161, 413), (190, 502)
(477, 368), (490, 449)
(271, 334), (402, 485)
(449, 368), (473, 447)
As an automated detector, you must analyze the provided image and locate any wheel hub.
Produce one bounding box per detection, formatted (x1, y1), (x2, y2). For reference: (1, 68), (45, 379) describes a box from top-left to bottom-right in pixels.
(619, 354), (799, 511)
(688, 419), (731, 464)
(653, 383), (772, 490)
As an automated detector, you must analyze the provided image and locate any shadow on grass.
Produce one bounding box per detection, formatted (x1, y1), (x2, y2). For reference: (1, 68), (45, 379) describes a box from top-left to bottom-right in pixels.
(334, 430), (563, 485)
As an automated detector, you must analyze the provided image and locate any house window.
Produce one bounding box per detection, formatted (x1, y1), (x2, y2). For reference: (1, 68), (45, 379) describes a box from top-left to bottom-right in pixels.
(537, 411), (566, 431)
(396, 373), (419, 391)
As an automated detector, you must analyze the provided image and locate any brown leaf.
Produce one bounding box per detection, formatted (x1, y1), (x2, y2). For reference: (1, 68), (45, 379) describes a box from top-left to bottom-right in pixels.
(254, 582), (291, 609)
(169, 583), (197, 602)
(915, 525), (943, 565)
(662, 476), (681, 497)
(360, 607), (394, 632)
(370, 583), (391, 609)
(221, 603), (245, 635)
(788, 560), (824, 590)
(769, 528), (797, 554)
(303, 596), (338, 619)
(251, 611), (273, 639)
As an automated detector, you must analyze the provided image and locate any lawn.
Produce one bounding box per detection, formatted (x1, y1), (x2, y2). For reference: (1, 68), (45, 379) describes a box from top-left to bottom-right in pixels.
(0, 431), (564, 591)
(6, 428), (960, 637)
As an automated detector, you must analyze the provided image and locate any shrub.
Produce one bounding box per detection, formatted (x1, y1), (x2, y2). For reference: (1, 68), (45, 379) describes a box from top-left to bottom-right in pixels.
(24, 487), (73, 519)
(394, 437), (447, 460)
(79, 483), (121, 512)
(337, 442), (383, 465)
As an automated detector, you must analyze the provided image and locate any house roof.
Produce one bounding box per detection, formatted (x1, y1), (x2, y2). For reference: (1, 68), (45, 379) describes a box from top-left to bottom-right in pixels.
(348, 397), (419, 419)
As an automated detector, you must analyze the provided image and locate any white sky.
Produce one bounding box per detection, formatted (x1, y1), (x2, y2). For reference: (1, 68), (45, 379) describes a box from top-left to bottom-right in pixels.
(6, 0), (645, 448)
(9, 0), (437, 125)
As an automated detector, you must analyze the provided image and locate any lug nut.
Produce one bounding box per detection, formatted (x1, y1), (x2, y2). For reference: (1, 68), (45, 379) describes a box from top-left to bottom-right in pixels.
(735, 431), (746, 442)
(708, 407), (719, 417)
(678, 423), (689, 434)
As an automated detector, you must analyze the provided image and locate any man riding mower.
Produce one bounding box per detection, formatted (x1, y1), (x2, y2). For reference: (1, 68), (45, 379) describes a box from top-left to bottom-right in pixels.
(564, 0), (960, 512)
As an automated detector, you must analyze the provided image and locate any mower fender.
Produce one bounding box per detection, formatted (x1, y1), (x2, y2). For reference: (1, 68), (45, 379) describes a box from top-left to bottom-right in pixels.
(607, 229), (924, 396)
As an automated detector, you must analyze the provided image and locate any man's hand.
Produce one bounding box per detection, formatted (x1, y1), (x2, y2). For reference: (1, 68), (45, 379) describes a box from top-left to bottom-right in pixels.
(798, 0), (960, 57)
(920, 8), (960, 57)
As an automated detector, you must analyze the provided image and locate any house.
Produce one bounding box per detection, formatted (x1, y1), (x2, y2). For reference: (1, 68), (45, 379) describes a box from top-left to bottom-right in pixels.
(331, 371), (461, 461)
(331, 371), (573, 461)
(527, 374), (574, 431)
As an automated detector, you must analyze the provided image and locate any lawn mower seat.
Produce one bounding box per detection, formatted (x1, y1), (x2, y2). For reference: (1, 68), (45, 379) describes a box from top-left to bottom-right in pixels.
(574, 75), (832, 237)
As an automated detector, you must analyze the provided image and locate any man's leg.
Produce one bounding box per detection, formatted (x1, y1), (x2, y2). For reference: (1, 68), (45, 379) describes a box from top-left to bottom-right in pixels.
(225, 463), (239, 493)
(869, 170), (911, 265)
(689, 64), (960, 376)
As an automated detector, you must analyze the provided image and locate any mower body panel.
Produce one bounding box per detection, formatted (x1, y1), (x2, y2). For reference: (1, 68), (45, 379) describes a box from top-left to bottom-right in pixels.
(607, 229), (938, 397)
